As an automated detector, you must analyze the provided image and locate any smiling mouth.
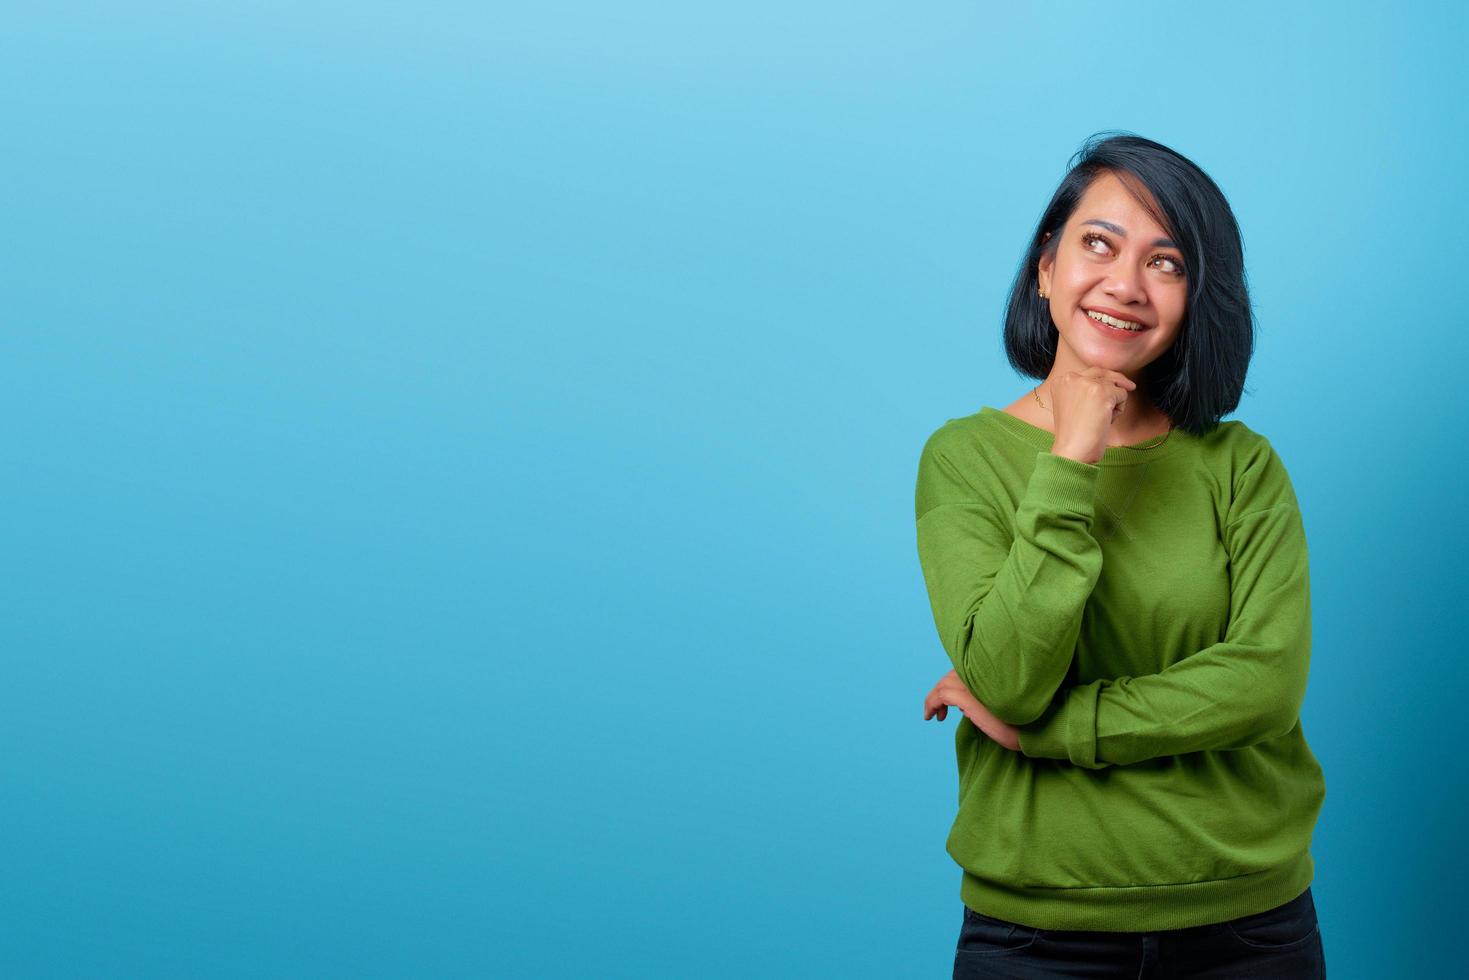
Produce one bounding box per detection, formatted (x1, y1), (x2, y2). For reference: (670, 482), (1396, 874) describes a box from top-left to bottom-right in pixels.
(1083, 308), (1148, 332)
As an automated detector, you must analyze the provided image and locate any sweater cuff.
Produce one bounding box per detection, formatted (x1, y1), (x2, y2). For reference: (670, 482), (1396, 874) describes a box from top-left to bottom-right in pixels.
(1016, 679), (1108, 770)
(1027, 451), (1100, 515)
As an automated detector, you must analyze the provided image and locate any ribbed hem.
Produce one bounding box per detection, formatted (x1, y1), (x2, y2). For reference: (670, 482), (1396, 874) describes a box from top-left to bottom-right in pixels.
(958, 850), (1315, 932)
(1026, 451), (1100, 515)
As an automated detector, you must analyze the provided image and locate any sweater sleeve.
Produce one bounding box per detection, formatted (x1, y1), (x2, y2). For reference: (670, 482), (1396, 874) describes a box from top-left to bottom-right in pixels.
(915, 425), (1104, 725)
(1015, 436), (1312, 769)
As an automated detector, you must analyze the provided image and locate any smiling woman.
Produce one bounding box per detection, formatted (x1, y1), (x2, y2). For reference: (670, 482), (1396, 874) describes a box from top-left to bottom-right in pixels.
(914, 131), (1327, 979)
(998, 134), (1256, 443)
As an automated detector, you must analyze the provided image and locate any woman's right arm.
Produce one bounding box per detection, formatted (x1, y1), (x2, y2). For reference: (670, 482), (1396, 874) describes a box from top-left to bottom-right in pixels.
(914, 424), (1105, 725)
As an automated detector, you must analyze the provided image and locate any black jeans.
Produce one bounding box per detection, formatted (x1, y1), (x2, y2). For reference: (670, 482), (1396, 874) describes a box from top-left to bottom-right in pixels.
(953, 885), (1325, 979)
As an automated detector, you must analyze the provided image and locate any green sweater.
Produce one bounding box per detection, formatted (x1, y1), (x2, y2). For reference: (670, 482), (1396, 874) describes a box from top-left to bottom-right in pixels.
(914, 406), (1326, 932)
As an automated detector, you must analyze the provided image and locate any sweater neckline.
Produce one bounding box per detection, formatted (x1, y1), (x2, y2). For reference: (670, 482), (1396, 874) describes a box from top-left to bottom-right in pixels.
(979, 406), (1188, 466)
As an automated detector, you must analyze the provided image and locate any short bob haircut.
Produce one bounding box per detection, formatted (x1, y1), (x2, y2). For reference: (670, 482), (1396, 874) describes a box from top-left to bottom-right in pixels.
(1003, 131), (1255, 436)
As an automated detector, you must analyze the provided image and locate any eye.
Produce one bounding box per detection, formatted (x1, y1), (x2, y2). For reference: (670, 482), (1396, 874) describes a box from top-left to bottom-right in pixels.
(1153, 255), (1186, 277)
(1081, 232), (1186, 278)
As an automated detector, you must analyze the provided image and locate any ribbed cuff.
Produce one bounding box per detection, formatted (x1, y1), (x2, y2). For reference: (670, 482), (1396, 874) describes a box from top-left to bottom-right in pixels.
(1026, 451), (1100, 516)
(1016, 680), (1107, 770)
(1016, 709), (1068, 760)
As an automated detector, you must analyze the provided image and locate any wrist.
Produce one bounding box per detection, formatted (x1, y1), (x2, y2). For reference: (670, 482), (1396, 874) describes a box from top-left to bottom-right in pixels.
(1049, 443), (1093, 464)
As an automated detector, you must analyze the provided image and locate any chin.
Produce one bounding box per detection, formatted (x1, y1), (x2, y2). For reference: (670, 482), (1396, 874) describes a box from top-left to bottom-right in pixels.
(1069, 340), (1139, 370)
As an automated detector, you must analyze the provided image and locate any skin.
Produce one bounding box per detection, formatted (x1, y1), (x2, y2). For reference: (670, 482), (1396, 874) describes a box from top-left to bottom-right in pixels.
(924, 169), (1190, 751)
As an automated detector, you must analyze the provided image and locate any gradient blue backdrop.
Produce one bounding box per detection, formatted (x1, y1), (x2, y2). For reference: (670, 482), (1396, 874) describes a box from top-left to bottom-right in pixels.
(3, 2), (1463, 977)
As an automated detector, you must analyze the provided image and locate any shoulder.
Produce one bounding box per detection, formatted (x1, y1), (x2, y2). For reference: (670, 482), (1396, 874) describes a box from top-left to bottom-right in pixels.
(1195, 416), (1268, 452)
(1207, 418), (1300, 522)
(918, 409), (1021, 480)
(1188, 417), (1282, 472)
(914, 410), (1005, 518)
(918, 409), (990, 459)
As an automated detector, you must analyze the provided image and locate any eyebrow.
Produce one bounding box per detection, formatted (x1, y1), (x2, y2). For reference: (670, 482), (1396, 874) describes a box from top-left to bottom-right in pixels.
(1082, 219), (1178, 250)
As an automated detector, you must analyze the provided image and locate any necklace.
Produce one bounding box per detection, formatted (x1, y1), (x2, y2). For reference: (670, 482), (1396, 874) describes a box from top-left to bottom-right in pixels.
(1031, 385), (1173, 450)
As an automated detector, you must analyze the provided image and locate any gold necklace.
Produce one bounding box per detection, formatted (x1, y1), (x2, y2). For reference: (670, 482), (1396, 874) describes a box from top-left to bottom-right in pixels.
(1031, 385), (1173, 450)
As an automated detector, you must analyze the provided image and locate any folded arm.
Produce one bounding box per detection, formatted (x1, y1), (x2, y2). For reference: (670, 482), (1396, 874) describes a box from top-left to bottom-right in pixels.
(1015, 440), (1312, 768)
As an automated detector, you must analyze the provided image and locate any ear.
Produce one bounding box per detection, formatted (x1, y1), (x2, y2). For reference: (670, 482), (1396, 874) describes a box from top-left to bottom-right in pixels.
(1037, 236), (1054, 293)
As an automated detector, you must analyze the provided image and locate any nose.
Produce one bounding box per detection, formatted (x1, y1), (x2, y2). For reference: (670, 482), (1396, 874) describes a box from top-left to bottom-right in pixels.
(1104, 265), (1147, 304)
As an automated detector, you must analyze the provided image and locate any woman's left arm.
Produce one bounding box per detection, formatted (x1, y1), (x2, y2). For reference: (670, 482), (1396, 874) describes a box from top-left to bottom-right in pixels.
(1008, 438), (1313, 769)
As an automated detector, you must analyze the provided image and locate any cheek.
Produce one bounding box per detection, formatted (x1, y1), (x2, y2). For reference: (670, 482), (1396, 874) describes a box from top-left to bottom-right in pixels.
(1158, 299), (1188, 334)
(1152, 323), (1185, 349)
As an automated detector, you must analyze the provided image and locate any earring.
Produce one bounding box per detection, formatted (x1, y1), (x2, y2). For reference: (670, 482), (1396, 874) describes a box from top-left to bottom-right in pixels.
(1037, 287), (1048, 299)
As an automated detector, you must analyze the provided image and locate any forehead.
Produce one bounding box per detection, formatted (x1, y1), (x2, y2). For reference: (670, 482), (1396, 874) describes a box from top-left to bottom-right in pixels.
(1068, 172), (1171, 239)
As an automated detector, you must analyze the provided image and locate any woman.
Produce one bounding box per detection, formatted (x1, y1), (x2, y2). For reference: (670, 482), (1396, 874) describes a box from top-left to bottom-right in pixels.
(914, 133), (1327, 978)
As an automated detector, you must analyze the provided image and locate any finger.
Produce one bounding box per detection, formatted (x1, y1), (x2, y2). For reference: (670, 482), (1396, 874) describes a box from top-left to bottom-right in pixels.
(925, 692), (942, 719)
(937, 705), (948, 721)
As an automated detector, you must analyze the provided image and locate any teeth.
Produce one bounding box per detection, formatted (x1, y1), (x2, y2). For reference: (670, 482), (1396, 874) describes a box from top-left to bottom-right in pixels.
(1086, 309), (1145, 332)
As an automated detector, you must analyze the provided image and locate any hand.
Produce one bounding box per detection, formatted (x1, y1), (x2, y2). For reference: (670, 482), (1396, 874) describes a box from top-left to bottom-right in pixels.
(1045, 366), (1138, 464)
(923, 669), (1022, 752)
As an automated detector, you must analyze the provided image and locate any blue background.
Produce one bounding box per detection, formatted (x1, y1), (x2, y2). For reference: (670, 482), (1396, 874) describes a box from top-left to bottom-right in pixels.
(3, 2), (1463, 977)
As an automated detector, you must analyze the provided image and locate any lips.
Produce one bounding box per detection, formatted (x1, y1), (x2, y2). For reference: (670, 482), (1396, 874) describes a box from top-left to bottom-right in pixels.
(1081, 307), (1148, 339)
(1082, 306), (1150, 330)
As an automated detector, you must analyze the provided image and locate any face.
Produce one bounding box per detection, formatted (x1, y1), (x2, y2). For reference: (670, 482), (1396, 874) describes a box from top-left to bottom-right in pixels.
(1037, 171), (1188, 380)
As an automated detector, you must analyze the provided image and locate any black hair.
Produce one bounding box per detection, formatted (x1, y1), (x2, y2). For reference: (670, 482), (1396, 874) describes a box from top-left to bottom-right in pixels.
(1002, 130), (1255, 435)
